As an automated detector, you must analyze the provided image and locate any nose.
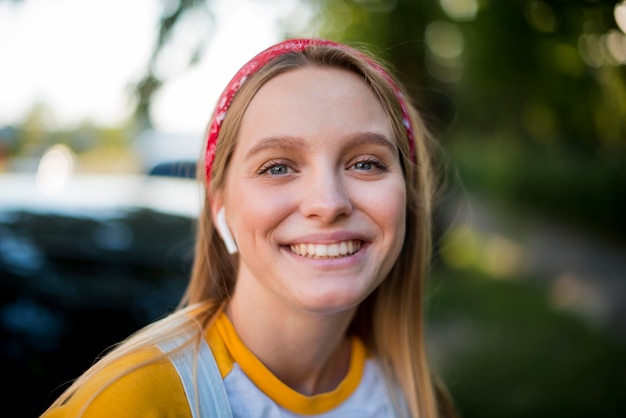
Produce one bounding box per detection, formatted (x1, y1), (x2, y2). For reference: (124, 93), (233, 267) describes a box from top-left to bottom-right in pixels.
(299, 168), (353, 222)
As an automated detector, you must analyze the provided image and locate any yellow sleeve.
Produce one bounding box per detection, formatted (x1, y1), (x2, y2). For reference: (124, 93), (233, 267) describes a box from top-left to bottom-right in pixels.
(41, 348), (192, 418)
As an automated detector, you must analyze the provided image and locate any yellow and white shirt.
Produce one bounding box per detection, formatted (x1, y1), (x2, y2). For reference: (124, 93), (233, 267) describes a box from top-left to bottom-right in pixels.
(41, 311), (404, 417)
(208, 311), (402, 417)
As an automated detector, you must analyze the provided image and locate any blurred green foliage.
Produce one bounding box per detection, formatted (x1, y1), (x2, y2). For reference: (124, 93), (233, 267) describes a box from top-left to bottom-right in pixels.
(426, 267), (626, 418)
(449, 138), (626, 240)
(299, 0), (626, 240)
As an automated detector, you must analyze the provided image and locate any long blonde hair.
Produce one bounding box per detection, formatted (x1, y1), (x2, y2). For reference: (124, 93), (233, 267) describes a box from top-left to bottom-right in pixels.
(43, 41), (455, 418)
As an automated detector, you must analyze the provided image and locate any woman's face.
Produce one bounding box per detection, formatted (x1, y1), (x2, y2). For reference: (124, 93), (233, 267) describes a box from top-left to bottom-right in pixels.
(216, 67), (406, 315)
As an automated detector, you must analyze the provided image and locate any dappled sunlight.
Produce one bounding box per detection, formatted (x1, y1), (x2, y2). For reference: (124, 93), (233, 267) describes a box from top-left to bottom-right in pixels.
(439, 225), (480, 270)
(604, 30), (626, 65)
(480, 235), (525, 279)
(425, 21), (464, 60)
(579, 30), (626, 67)
(439, 0), (478, 22)
(578, 33), (605, 68)
(550, 272), (609, 327)
(615, 1), (626, 34)
(577, 2), (626, 69)
(425, 20), (464, 82)
(438, 225), (525, 280)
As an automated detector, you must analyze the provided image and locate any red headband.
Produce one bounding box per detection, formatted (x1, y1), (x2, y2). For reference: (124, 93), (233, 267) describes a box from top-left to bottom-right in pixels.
(204, 38), (415, 183)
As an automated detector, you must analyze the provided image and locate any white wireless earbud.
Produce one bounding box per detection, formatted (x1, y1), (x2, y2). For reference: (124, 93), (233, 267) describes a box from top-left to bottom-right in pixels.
(216, 207), (238, 254)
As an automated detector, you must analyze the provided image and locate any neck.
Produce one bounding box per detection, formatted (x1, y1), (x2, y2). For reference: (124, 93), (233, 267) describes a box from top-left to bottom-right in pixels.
(225, 282), (356, 395)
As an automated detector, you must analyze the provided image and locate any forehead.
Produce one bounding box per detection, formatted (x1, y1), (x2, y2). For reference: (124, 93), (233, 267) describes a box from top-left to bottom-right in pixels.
(236, 66), (392, 147)
(247, 66), (379, 112)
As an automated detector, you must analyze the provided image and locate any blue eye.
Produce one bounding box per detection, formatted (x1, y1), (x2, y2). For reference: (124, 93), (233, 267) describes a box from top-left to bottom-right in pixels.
(352, 159), (387, 172)
(257, 160), (293, 176)
(269, 164), (289, 175)
(354, 161), (373, 170)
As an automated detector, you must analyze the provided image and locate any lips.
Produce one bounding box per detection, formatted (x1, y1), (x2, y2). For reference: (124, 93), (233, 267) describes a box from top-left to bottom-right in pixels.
(289, 240), (362, 258)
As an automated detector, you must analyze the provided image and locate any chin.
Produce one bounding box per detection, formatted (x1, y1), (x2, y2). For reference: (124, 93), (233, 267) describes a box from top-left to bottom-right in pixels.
(292, 288), (371, 317)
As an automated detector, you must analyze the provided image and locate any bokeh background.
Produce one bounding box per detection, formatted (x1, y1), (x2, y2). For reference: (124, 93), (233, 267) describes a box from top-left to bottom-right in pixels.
(1, 0), (625, 417)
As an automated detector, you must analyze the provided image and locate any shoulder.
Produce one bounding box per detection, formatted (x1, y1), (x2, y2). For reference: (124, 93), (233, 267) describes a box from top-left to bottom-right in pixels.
(41, 347), (192, 418)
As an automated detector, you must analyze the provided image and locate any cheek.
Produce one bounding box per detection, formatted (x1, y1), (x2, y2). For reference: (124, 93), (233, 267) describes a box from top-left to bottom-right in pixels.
(360, 181), (406, 226)
(377, 183), (407, 267)
(228, 182), (296, 237)
(384, 193), (407, 246)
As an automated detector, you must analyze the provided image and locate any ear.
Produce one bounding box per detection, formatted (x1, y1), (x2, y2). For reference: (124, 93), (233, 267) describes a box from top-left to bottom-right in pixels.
(209, 190), (224, 226)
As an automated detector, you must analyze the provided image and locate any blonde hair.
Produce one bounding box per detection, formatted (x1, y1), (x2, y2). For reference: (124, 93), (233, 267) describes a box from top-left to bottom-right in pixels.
(43, 42), (455, 418)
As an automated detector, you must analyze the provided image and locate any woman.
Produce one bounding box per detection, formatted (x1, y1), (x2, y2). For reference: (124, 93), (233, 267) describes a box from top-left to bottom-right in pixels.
(41, 38), (456, 418)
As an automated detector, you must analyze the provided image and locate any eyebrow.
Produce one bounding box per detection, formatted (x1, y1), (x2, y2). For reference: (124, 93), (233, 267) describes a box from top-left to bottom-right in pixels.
(244, 132), (397, 161)
(343, 132), (397, 155)
(244, 136), (306, 161)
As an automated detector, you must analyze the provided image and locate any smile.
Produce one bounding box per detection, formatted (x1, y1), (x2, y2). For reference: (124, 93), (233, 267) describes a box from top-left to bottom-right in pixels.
(289, 240), (362, 259)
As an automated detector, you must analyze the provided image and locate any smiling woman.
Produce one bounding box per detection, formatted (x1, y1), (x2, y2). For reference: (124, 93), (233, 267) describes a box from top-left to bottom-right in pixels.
(216, 66), (406, 318)
(40, 38), (457, 418)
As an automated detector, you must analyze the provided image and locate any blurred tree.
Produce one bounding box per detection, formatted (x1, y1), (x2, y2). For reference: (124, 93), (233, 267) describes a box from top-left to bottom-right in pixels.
(132, 0), (214, 130)
(298, 0), (626, 239)
(300, 0), (626, 150)
(1, 0), (214, 131)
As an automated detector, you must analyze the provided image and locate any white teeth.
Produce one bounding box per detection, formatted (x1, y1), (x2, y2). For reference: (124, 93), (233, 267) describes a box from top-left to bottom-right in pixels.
(315, 244), (327, 256)
(289, 240), (361, 258)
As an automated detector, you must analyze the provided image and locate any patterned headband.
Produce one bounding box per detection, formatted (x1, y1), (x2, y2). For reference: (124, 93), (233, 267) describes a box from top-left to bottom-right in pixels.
(204, 38), (415, 183)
